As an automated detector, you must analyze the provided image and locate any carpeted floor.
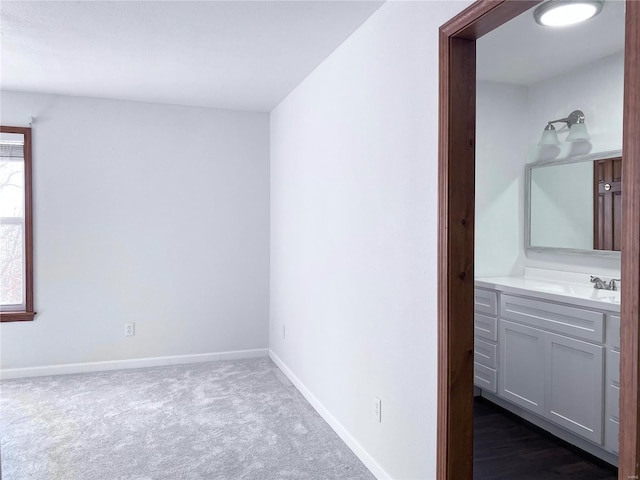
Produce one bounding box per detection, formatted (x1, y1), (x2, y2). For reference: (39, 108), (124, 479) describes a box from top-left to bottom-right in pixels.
(0, 357), (375, 480)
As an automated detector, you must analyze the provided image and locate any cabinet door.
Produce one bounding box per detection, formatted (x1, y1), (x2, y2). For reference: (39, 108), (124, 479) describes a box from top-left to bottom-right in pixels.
(545, 333), (604, 444)
(499, 320), (545, 415)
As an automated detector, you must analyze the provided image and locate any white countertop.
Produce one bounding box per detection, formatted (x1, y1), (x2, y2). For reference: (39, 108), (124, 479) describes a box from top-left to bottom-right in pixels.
(475, 273), (621, 313)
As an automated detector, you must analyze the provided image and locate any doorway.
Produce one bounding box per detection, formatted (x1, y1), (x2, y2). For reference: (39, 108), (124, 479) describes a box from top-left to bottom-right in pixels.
(436, 1), (640, 479)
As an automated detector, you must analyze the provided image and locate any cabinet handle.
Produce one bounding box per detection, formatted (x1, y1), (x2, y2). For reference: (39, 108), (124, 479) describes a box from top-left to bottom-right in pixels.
(604, 183), (612, 191)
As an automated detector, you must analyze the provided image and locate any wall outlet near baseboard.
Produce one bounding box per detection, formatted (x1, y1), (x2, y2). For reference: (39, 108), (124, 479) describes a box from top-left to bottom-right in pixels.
(374, 396), (382, 423)
(125, 322), (135, 337)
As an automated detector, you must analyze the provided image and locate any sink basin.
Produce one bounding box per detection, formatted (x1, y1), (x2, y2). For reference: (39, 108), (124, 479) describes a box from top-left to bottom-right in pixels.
(527, 282), (620, 304)
(530, 284), (592, 296)
(589, 289), (621, 303)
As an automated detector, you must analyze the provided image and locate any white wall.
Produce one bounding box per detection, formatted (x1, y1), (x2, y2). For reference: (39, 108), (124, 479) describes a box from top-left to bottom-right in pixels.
(524, 52), (623, 274)
(270, 2), (472, 479)
(0, 91), (270, 370)
(527, 53), (624, 162)
(476, 53), (623, 278)
(475, 82), (529, 277)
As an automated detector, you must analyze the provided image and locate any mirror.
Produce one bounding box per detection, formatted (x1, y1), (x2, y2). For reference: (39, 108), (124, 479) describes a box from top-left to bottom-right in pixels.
(525, 150), (622, 257)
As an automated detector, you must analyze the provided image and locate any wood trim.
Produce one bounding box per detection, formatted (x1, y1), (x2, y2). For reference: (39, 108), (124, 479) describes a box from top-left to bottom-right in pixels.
(0, 311), (35, 323)
(0, 126), (35, 322)
(437, 2), (541, 478)
(437, 1), (640, 479)
(594, 161), (600, 249)
(440, 0), (540, 40)
(437, 30), (476, 480)
(620, 0), (640, 478)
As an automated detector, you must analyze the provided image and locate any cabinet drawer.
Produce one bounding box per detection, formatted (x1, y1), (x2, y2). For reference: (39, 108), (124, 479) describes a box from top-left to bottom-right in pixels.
(474, 362), (497, 394)
(607, 350), (620, 386)
(607, 384), (619, 421)
(501, 294), (604, 343)
(605, 418), (619, 454)
(475, 288), (497, 316)
(475, 313), (498, 342)
(607, 315), (620, 350)
(474, 338), (497, 369)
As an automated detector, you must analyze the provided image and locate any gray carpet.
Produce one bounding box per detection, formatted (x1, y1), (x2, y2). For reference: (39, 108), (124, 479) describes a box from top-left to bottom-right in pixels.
(0, 357), (376, 480)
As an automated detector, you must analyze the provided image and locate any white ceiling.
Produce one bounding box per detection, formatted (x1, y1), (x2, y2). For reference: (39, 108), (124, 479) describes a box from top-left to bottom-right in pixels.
(0, 1), (384, 112)
(477, 0), (626, 85)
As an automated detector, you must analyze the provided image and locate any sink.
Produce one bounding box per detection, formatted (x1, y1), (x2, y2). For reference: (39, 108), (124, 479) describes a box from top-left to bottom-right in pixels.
(589, 289), (621, 303)
(530, 284), (591, 296)
(525, 281), (621, 304)
(476, 271), (622, 308)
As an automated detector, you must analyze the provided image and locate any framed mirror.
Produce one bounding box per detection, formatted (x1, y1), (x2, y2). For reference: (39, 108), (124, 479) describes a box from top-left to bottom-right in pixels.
(525, 149), (622, 257)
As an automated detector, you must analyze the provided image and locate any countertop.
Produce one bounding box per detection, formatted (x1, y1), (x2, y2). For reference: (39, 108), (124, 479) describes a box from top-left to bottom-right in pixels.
(475, 275), (621, 313)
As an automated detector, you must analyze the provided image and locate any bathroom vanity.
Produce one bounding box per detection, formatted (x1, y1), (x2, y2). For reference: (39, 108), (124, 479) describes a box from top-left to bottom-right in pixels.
(474, 269), (620, 466)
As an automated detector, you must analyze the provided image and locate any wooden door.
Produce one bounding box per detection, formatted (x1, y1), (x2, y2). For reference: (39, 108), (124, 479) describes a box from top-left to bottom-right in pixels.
(594, 157), (622, 250)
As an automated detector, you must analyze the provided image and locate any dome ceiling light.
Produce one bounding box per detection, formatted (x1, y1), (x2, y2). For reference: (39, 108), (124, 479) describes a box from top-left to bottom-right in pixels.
(534, 0), (604, 27)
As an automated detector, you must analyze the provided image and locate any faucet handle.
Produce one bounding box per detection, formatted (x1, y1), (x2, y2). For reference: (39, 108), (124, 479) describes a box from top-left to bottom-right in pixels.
(608, 278), (622, 291)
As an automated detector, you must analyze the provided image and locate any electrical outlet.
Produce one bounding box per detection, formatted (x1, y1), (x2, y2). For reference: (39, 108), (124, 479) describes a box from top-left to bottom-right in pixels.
(374, 396), (382, 423)
(282, 324), (286, 340)
(125, 322), (135, 337)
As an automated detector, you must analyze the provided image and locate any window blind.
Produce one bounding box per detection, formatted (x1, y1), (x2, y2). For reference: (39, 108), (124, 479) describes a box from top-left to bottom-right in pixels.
(0, 143), (25, 159)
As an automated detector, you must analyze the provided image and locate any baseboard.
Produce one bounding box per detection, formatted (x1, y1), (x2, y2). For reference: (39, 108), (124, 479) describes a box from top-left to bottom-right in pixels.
(269, 349), (392, 480)
(1, 348), (269, 380)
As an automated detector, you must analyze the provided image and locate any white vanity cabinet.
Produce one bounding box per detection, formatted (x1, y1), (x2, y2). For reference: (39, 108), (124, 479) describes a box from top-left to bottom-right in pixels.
(499, 294), (605, 444)
(499, 319), (604, 442)
(474, 279), (620, 464)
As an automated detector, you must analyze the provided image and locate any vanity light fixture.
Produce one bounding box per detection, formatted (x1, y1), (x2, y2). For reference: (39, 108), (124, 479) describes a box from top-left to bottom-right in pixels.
(538, 109), (590, 146)
(539, 124), (561, 146)
(534, 0), (604, 27)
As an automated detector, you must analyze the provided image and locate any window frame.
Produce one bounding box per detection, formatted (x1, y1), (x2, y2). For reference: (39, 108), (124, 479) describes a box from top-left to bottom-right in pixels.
(0, 125), (35, 322)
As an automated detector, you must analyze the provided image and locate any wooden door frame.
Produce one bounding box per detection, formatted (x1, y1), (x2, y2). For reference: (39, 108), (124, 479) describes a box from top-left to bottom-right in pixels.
(437, 1), (640, 479)
(593, 156), (623, 251)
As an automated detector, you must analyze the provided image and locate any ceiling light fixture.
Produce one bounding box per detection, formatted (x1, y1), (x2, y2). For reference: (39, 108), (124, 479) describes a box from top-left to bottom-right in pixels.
(533, 0), (604, 27)
(538, 109), (590, 145)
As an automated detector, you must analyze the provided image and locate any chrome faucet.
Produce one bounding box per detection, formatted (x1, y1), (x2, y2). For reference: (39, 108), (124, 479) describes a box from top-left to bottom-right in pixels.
(590, 276), (621, 291)
(608, 278), (621, 291)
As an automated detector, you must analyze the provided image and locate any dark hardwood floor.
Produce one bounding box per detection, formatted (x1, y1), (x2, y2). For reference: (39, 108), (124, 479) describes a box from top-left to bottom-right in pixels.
(473, 397), (618, 480)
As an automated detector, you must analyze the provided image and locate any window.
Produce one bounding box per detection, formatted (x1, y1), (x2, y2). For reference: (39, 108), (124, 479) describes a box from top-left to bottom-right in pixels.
(0, 126), (34, 322)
